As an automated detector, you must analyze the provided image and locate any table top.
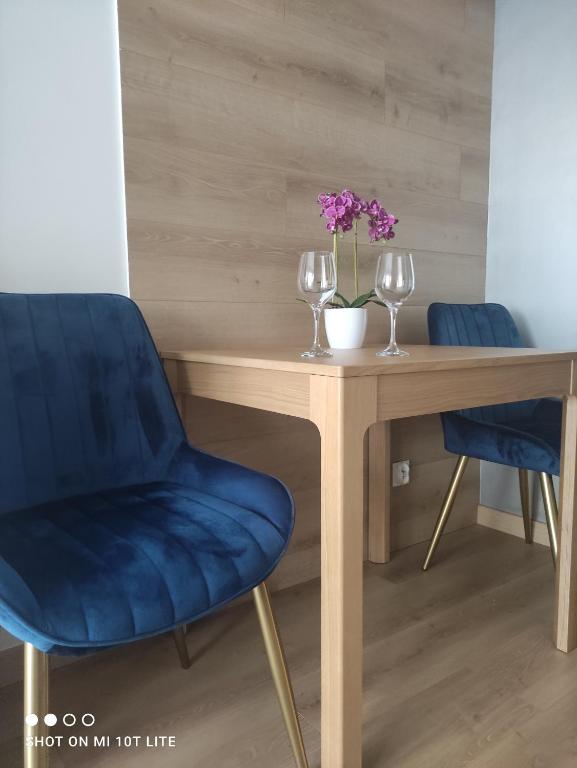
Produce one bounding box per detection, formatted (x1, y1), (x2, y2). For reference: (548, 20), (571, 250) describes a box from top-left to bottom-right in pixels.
(161, 345), (577, 378)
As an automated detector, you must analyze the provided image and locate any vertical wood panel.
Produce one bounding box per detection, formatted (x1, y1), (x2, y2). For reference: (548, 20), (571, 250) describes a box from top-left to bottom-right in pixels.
(119, 0), (493, 589)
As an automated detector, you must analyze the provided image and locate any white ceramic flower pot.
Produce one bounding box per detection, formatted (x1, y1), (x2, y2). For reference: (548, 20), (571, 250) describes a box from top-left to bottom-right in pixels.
(324, 307), (368, 350)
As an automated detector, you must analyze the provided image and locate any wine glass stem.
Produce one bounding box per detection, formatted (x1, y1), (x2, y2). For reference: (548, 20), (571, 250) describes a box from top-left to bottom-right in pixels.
(312, 305), (322, 350)
(389, 306), (398, 349)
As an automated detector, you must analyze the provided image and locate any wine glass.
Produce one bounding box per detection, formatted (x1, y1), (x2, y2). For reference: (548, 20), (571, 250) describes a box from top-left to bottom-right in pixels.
(297, 251), (337, 358)
(375, 251), (415, 357)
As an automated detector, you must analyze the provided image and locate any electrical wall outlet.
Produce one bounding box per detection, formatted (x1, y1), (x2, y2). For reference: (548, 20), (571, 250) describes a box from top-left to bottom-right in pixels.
(392, 459), (410, 487)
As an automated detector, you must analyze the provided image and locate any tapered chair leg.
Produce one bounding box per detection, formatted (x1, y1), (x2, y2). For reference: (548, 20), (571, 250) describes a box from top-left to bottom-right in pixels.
(422, 454), (469, 571)
(539, 472), (559, 565)
(24, 643), (49, 768)
(172, 626), (191, 670)
(518, 468), (533, 544)
(253, 582), (308, 768)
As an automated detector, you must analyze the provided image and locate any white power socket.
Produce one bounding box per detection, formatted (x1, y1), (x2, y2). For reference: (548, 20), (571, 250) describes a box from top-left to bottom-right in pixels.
(392, 459), (410, 487)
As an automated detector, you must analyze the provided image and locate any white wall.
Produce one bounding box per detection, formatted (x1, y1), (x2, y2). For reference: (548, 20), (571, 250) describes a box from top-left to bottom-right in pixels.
(0, 0), (128, 294)
(0, 0), (128, 651)
(483, 0), (577, 516)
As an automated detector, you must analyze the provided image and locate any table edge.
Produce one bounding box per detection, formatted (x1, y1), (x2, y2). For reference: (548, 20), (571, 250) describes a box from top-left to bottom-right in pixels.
(160, 347), (577, 378)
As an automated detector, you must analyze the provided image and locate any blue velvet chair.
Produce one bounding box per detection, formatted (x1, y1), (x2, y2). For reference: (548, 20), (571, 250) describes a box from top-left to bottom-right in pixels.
(423, 303), (561, 570)
(0, 293), (308, 768)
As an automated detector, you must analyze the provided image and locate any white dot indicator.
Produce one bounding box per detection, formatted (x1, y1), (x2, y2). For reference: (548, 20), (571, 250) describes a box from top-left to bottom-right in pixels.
(82, 713), (95, 727)
(44, 714), (57, 727)
(63, 714), (76, 727)
(25, 714), (38, 727)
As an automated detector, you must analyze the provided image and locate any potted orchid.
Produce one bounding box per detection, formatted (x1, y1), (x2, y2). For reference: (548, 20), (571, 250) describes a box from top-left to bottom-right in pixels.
(317, 190), (397, 349)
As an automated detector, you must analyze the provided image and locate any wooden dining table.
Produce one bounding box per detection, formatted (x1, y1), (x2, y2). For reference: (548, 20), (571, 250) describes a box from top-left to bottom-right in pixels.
(162, 345), (577, 768)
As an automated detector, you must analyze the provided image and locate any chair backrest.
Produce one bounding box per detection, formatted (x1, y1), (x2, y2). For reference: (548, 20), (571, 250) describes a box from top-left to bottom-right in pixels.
(0, 293), (185, 514)
(427, 302), (534, 423)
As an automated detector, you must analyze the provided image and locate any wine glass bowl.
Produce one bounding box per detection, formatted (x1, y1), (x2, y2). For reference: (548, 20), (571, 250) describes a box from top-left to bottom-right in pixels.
(375, 251), (415, 357)
(297, 251), (337, 358)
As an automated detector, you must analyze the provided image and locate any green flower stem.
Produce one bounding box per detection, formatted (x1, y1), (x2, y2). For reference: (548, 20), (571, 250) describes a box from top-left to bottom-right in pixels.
(333, 231), (339, 294)
(353, 220), (359, 299)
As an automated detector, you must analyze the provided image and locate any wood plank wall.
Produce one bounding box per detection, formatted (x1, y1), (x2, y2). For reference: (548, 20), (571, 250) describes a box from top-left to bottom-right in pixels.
(119, 0), (495, 589)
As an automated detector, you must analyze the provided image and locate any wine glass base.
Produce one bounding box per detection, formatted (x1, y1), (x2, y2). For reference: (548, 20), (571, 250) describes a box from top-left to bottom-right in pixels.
(300, 348), (333, 358)
(376, 347), (409, 357)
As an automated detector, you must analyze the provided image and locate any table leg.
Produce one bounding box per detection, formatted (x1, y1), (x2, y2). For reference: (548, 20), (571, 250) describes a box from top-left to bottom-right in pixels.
(368, 421), (391, 564)
(163, 359), (187, 421)
(310, 375), (377, 768)
(555, 394), (577, 652)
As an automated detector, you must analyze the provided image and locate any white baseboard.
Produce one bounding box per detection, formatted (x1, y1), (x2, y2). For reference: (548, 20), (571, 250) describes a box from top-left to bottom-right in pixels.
(477, 504), (550, 548)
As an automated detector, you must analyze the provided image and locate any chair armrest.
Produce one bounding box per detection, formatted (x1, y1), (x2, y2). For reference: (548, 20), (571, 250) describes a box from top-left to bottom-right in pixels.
(166, 443), (295, 537)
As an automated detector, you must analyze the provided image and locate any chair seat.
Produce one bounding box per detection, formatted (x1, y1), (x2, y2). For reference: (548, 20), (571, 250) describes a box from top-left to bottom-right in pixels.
(0, 479), (291, 654)
(443, 398), (562, 476)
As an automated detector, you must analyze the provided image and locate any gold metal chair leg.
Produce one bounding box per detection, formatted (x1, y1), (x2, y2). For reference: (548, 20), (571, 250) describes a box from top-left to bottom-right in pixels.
(422, 454), (469, 571)
(519, 468), (533, 544)
(253, 582), (308, 768)
(539, 472), (559, 565)
(172, 626), (191, 670)
(24, 643), (49, 768)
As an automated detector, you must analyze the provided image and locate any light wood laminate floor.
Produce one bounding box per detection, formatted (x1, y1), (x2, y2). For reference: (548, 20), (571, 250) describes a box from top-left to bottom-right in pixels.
(2, 525), (577, 768)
